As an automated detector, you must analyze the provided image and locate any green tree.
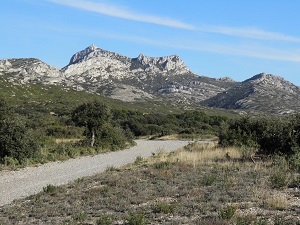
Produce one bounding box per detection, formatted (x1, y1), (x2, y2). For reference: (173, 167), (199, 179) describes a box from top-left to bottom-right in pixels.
(0, 99), (39, 163)
(0, 99), (12, 121)
(72, 101), (111, 147)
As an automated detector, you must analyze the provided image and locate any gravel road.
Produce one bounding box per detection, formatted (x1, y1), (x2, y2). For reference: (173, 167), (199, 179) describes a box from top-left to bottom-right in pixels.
(0, 139), (191, 206)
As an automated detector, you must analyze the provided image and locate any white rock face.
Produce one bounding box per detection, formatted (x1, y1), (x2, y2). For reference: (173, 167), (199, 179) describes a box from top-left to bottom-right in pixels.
(69, 44), (99, 64)
(136, 54), (189, 73)
(63, 46), (132, 80)
(59, 45), (194, 99)
(246, 73), (300, 94)
(63, 45), (190, 80)
(0, 59), (12, 70)
(0, 58), (64, 84)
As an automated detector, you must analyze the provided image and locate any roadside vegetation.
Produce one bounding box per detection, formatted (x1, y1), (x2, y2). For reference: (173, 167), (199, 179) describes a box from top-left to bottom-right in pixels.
(0, 142), (298, 224)
(0, 96), (228, 169)
(219, 115), (300, 172)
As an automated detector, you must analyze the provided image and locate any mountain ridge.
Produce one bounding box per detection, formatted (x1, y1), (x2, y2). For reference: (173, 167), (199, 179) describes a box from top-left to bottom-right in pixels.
(0, 45), (299, 114)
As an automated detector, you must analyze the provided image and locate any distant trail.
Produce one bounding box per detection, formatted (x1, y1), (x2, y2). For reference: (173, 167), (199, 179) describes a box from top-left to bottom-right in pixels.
(0, 139), (193, 206)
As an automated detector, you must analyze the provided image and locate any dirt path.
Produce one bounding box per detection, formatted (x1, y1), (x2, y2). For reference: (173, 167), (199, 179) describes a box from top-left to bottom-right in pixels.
(0, 139), (192, 206)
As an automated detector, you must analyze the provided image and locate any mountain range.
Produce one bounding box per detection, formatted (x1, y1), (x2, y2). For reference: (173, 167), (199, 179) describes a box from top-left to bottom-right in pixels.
(0, 45), (299, 114)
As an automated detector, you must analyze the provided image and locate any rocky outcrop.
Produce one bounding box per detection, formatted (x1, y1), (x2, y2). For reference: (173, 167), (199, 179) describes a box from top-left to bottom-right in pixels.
(203, 73), (300, 114)
(135, 54), (190, 73)
(63, 45), (190, 79)
(0, 58), (63, 84)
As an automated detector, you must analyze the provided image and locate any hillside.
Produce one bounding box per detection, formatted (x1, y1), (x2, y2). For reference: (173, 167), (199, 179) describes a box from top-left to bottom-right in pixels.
(203, 73), (300, 114)
(0, 75), (188, 115)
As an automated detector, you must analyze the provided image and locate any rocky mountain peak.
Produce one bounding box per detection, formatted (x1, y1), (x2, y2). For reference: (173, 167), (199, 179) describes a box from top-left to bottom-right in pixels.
(68, 45), (100, 65)
(244, 73), (274, 82)
(135, 53), (189, 72)
(243, 73), (299, 91)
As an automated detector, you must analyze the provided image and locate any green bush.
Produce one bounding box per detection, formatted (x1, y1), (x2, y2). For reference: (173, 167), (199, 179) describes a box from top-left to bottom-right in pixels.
(0, 119), (39, 163)
(201, 174), (217, 186)
(154, 161), (172, 170)
(1, 156), (19, 168)
(288, 175), (300, 188)
(72, 212), (87, 222)
(153, 203), (176, 214)
(134, 156), (144, 165)
(218, 115), (300, 159)
(43, 184), (58, 193)
(96, 213), (113, 225)
(289, 148), (300, 172)
(218, 205), (236, 220)
(126, 212), (147, 225)
(270, 171), (290, 189)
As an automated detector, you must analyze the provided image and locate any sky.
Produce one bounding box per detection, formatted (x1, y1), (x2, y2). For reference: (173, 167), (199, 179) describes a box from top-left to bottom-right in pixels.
(1, 0), (300, 85)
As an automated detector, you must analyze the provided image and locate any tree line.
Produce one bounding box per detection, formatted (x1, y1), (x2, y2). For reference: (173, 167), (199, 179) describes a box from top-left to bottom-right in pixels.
(0, 100), (227, 166)
(0, 99), (299, 171)
(219, 115), (300, 171)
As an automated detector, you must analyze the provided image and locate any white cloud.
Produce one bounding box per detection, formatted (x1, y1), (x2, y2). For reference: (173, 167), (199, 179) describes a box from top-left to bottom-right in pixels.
(48, 0), (300, 43)
(169, 41), (300, 62)
(199, 25), (300, 42)
(47, 0), (195, 30)
(46, 0), (300, 63)
(51, 24), (300, 62)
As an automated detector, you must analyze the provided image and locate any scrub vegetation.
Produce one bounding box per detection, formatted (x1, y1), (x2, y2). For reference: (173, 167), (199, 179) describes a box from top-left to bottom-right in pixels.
(0, 80), (300, 224)
(0, 142), (299, 224)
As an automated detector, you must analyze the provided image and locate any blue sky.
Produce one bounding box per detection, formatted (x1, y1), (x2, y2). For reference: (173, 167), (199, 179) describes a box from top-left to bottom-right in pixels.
(1, 0), (300, 85)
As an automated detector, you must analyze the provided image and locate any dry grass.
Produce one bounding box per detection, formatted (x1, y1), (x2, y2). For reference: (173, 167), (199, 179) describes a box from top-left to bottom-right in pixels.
(0, 141), (299, 224)
(175, 146), (242, 166)
(154, 135), (180, 140)
(55, 138), (81, 144)
(149, 142), (242, 167)
(264, 193), (289, 210)
(150, 134), (218, 141)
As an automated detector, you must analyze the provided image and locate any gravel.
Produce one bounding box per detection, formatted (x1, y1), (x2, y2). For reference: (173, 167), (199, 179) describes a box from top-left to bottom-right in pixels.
(0, 139), (191, 206)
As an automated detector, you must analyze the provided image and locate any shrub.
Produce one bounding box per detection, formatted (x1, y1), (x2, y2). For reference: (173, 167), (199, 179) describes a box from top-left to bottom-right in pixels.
(96, 213), (113, 225)
(126, 212), (147, 225)
(201, 174), (217, 186)
(236, 215), (256, 225)
(134, 156), (144, 165)
(0, 119), (39, 163)
(72, 212), (87, 222)
(289, 149), (300, 172)
(274, 217), (288, 225)
(153, 203), (176, 214)
(270, 171), (290, 189)
(288, 175), (300, 188)
(1, 156), (19, 168)
(154, 161), (172, 170)
(95, 124), (129, 150)
(218, 116), (296, 156)
(272, 155), (289, 170)
(253, 218), (268, 225)
(218, 205), (237, 220)
(43, 184), (58, 194)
